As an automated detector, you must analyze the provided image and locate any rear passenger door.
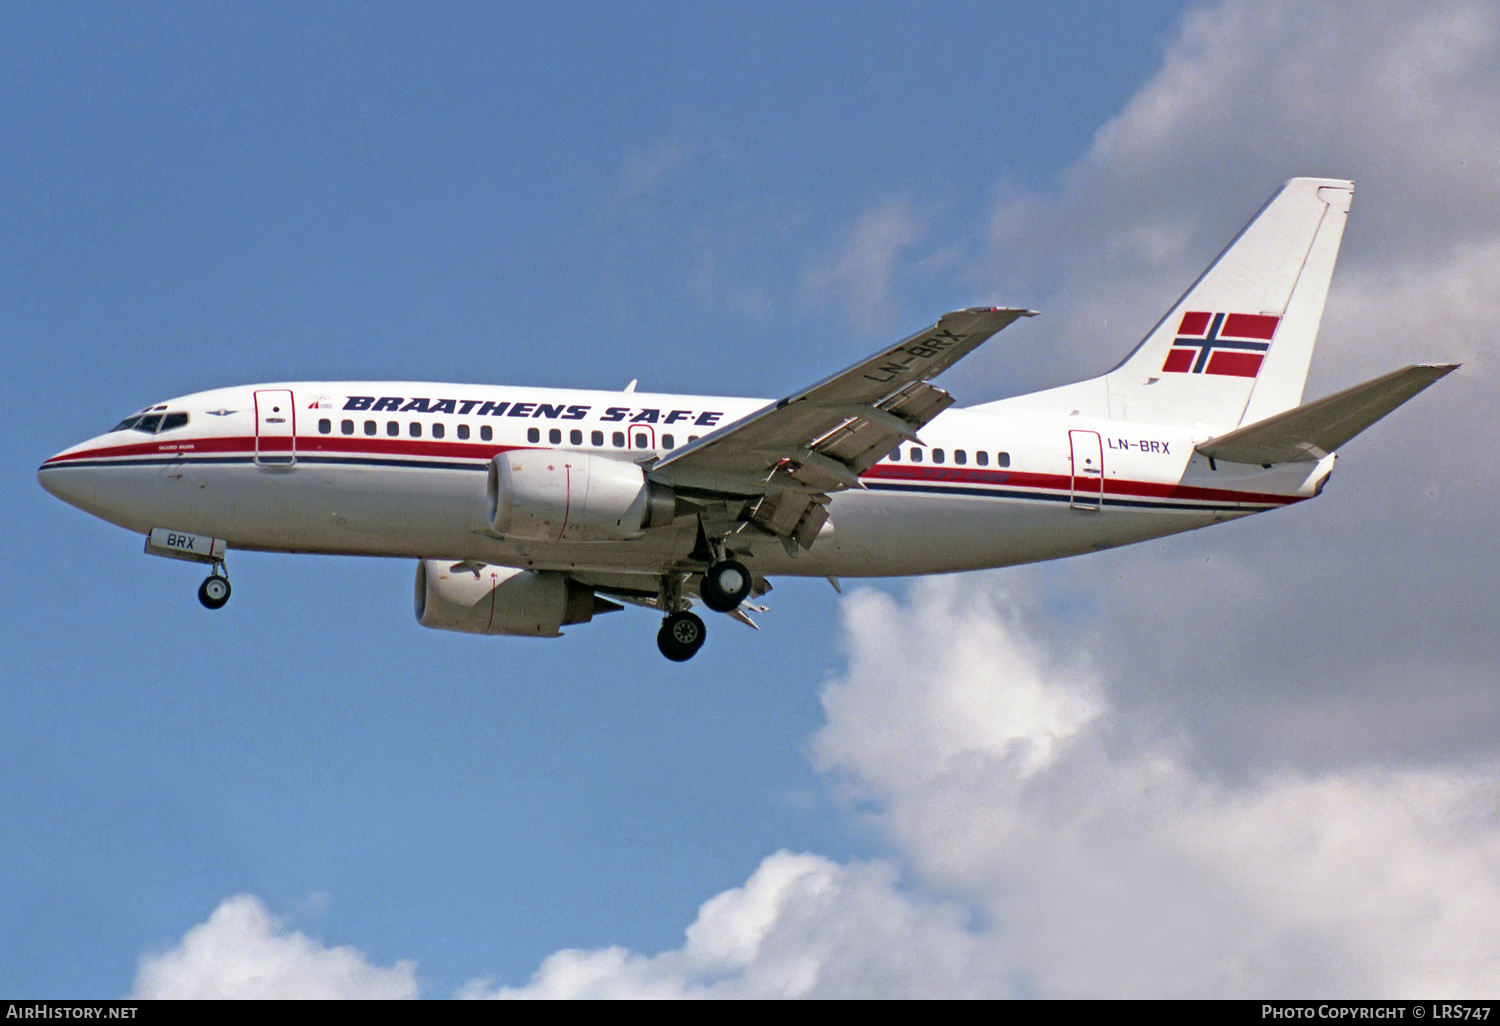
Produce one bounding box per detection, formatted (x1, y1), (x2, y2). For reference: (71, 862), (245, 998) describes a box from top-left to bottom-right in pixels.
(1068, 429), (1103, 510)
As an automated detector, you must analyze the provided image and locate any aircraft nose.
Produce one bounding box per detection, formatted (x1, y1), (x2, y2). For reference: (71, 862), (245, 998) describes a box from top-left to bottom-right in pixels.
(37, 449), (98, 511)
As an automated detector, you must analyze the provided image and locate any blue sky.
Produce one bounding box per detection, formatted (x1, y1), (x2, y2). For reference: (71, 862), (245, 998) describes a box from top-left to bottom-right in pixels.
(9, 1), (1500, 999)
(2, 1), (1185, 996)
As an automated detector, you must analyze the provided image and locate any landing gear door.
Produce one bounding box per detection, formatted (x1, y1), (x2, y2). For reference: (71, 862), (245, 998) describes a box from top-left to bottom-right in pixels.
(254, 389), (296, 466)
(1069, 429), (1103, 510)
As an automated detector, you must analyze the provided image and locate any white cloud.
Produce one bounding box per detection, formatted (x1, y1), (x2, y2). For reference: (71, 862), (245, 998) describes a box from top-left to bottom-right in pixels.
(131, 895), (418, 1000)
(463, 851), (994, 999)
(137, 0), (1500, 999)
(952, 0), (1500, 776)
(968, 0), (1500, 396)
(485, 0), (1500, 995)
(809, 575), (1500, 997)
(141, 575), (1500, 997)
(615, 139), (698, 203)
(814, 579), (1102, 790)
(801, 199), (924, 334)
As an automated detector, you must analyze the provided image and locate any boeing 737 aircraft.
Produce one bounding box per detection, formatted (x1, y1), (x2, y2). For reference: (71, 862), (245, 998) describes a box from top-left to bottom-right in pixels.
(39, 178), (1455, 660)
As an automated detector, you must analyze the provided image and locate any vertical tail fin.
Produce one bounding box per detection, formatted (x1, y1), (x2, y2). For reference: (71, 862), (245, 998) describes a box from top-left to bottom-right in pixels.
(1105, 177), (1353, 430)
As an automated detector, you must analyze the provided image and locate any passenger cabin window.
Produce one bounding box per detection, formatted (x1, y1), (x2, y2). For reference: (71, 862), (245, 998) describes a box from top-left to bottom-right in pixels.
(910, 448), (923, 462)
(997, 452), (1011, 468)
(527, 427), (540, 443)
(976, 451), (988, 466)
(954, 449), (967, 465)
(612, 431), (626, 448)
(932, 449), (945, 464)
(432, 423), (445, 439)
(409, 422), (422, 438)
(634, 432), (650, 449)
(591, 430), (604, 446)
(457, 424), (470, 440)
(387, 421), (399, 437)
(662, 434), (674, 449)
(318, 419), (331, 434)
(341, 420), (354, 435)
(549, 428), (562, 444)
(570, 429), (583, 445)
(480, 425), (493, 441)
(364, 420), (376, 436)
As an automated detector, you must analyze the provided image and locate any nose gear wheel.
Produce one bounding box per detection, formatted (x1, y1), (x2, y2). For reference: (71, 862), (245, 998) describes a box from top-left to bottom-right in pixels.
(198, 572), (231, 610)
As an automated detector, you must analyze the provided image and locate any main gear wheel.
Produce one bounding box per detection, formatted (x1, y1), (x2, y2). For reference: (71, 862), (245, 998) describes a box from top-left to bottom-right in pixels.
(657, 610), (707, 661)
(700, 560), (752, 613)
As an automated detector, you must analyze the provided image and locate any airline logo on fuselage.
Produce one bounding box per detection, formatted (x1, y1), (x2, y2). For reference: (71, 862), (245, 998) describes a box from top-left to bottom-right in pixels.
(340, 395), (725, 426)
(1162, 312), (1279, 378)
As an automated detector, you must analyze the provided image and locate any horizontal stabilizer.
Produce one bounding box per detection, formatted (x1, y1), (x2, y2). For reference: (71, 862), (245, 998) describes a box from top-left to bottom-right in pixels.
(1195, 363), (1457, 464)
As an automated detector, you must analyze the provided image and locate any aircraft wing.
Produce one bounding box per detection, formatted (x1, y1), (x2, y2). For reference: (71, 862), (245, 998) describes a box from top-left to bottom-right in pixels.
(648, 306), (1033, 552)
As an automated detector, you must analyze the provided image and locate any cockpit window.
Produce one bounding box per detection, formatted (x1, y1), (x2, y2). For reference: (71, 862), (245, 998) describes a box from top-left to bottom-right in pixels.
(109, 411), (189, 433)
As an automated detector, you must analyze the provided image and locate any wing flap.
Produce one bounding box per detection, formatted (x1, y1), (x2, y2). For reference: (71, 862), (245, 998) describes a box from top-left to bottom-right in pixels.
(814, 381), (956, 470)
(652, 307), (1030, 488)
(1196, 363), (1457, 464)
(747, 492), (830, 555)
(648, 305), (1032, 551)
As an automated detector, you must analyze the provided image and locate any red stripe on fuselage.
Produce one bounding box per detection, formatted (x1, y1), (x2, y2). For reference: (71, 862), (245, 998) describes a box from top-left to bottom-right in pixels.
(42, 434), (1301, 507)
(862, 464), (1298, 506)
(41, 434), (514, 465)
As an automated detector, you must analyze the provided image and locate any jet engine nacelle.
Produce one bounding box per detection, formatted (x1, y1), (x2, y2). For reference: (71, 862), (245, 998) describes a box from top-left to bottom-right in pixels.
(487, 450), (675, 542)
(414, 559), (615, 637)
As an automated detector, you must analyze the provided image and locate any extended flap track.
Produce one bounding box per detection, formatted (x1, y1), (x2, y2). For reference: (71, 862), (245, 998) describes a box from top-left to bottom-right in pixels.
(748, 492), (830, 555)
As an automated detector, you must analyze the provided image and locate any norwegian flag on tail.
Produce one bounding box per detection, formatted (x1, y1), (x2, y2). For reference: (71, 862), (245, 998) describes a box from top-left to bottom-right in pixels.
(1162, 311), (1279, 378)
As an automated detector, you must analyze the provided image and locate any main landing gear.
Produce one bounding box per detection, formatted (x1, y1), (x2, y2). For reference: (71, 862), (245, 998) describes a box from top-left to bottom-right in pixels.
(654, 572), (705, 661)
(653, 559), (754, 661)
(657, 611), (707, 662)
(700, 559), (752, 613)
(198, 562), (232, 610)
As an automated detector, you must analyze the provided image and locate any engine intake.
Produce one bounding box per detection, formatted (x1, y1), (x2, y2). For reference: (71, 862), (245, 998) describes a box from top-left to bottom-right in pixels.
(487, 450), (675, 542)
(414, 559), (621, 637)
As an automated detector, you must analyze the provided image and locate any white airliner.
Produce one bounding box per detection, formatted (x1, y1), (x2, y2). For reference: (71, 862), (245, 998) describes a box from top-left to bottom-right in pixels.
(39, 178), (1454, 660)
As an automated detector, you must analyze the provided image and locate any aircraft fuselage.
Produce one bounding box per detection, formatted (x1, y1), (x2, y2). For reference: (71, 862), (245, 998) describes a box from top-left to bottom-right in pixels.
(39, 381), (1329, 580)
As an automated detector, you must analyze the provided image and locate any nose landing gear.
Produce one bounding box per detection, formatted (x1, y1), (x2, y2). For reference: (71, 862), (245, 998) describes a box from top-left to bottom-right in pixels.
(142, 530), (233, 611)
(198, 562), (231, 610)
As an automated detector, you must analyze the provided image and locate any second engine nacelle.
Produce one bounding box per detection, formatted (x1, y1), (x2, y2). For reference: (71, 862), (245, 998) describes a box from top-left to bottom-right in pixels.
(414, 559), (617, 637)
(487, 450), (675, 542)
